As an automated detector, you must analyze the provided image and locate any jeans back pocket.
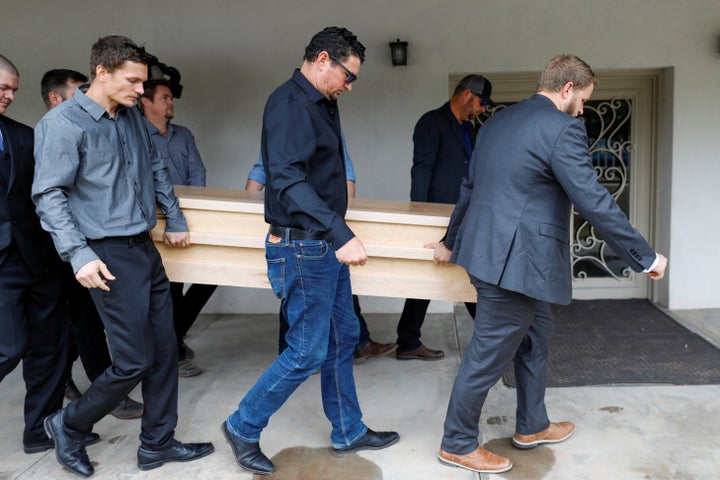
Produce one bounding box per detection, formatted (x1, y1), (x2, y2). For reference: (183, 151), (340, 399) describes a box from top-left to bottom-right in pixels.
(266, 257), (286, 299)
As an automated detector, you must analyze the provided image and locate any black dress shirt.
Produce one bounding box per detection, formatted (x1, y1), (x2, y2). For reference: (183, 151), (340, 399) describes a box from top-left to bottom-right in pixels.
(261, 69), (354, 249)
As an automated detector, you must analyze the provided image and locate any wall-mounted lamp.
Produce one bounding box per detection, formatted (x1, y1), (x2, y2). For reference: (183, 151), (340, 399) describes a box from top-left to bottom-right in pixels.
(389, 39), (408, 66)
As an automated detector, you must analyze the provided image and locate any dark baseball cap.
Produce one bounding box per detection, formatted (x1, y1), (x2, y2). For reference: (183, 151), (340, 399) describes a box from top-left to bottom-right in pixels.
(458, 74), (495, 106)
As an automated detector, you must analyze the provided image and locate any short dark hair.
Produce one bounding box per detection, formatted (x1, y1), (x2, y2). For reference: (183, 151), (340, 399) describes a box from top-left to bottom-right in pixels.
(40, 69), (88, 108)
(138, 78), (172, 113)
(303, 26), (365, 64)
(89, 35), (151, 80)
(537, 54), (597, 92)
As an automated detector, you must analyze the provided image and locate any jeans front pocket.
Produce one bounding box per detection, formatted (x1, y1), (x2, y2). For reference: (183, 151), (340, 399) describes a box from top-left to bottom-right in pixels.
(296, 240), (328, 260)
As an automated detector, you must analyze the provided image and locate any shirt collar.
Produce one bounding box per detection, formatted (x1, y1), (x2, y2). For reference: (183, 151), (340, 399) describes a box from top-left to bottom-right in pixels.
(142, 116), (173, 137)
(74, 85), (129, 122)
(291, 69), (329, 105)
(532, 93), (556, 108)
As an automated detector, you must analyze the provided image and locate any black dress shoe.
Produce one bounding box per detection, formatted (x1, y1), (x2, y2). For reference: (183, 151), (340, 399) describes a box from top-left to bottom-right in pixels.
(332, 428), (400, 455)
(220, 421), (274, 475)
(43, 409), (94, 477)
(137, 439), (214, 471)
(24, 431), (101, 454)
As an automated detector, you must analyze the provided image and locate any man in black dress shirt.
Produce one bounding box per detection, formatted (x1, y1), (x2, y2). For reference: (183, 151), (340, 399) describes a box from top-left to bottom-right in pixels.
(221, 27), (398, 475)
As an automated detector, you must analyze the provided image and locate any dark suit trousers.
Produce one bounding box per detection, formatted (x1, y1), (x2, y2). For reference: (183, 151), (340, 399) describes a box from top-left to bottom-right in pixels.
(397, 298), (476, 351)
(0, 243), (67, 444)
(63, 265), (112, 381)
(64, 234), (178, 448)
(170, 282), (217, 360)
(441, 278), (552, 454)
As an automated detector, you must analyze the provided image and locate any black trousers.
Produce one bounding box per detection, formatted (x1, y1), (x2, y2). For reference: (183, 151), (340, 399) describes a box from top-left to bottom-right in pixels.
(64, 234), (178, 448)
(169, 282), (217, 360)
(397, 298), (476, 351)
(62, 264), (112, 382)
(0, 243), (67, 444)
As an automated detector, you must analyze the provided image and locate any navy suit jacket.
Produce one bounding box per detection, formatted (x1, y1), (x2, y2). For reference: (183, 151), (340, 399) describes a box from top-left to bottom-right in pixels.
(0, 114), (57, 275)
(410, 102), (477, 204)
(445, 94), (656, 305)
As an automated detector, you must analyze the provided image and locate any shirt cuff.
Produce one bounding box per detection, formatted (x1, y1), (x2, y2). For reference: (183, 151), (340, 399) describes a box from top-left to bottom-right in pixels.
(70, 246), (100, 275)
(642, 253), (660, 273)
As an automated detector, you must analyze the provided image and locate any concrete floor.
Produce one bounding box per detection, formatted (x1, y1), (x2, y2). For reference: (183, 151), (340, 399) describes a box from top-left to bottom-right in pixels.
(1, 307), (719, 479)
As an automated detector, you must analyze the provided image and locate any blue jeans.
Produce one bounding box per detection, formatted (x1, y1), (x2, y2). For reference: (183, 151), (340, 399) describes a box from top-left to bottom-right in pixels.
(278, 294), (372, 353)
(227, 234), (367, 448)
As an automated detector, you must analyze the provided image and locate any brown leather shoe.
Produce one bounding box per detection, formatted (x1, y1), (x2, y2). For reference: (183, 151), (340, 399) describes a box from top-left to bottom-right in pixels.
(111, 396), (144, 420)
(396, 344), (445, 361)
(356, 341), (398, 360)
(64, 379), (82, 402)
(438, 446), (512, 474)
(512, 421), (575, 449)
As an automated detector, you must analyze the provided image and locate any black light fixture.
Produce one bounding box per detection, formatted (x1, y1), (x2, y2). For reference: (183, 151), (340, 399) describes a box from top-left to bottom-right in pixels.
(389, 38), (408, 66)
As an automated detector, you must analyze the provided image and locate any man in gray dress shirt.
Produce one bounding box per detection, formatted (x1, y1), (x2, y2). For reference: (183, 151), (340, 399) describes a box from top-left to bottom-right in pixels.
(32, 35), (213, 477)
(40, 67), (145, 419)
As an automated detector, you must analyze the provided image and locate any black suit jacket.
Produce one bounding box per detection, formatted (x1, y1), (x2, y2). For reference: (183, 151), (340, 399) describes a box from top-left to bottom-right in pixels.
(410, 102), (477, 204)
(0, 114), (57, 275)
(445, 95), (656, 305)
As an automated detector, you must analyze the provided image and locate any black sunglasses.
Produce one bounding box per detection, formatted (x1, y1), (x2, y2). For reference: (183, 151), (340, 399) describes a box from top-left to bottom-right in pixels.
(473, 92), (489, 107)
(328, 54), (358, 84)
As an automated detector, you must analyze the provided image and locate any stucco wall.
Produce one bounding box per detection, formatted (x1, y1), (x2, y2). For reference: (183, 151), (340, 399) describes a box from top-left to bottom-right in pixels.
(2, 0), (719, 310)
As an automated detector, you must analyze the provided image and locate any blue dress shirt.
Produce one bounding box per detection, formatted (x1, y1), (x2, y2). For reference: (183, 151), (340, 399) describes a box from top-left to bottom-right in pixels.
(143, 118), (207, 186)
(248, 130), (356, 185)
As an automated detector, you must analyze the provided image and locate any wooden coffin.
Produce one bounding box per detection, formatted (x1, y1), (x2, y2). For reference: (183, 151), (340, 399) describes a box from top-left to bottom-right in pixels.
(151, 186), (475, 302)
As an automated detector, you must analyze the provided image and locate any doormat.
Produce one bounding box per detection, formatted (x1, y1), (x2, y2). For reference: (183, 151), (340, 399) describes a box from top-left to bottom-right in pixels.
(502, 299), (720, 387)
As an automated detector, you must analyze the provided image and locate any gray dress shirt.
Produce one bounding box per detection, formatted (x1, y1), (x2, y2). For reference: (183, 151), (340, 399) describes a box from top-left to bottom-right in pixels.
(142, 118), (206, 186)
(32, 88), (187, 273)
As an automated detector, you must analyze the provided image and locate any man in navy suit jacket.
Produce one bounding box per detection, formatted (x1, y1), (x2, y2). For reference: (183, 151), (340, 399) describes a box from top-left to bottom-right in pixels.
(0, 54), (69, 454)
(396, 74), (493, 361)
(433, 55), (667, 474)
